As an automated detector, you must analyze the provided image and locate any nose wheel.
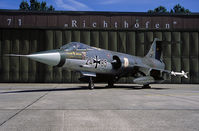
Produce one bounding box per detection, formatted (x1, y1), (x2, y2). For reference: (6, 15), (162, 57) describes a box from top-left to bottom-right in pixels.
(88, 77), (94, 90)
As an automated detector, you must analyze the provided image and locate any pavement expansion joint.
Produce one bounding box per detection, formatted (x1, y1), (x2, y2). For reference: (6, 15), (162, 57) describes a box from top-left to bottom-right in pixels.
(0, 109), (199, 111)
(0, 86), (57, 127)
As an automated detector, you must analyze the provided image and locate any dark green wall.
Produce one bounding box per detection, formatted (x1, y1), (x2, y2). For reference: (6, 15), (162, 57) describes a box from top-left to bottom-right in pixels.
(0, 29), (198, 83)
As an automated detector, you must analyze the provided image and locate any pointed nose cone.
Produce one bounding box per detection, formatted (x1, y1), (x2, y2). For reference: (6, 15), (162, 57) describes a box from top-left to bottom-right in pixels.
(27, 50), (61, 66)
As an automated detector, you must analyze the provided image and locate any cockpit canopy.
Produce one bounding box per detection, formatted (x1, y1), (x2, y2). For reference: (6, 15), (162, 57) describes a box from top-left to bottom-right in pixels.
(60, 42), (90, 51)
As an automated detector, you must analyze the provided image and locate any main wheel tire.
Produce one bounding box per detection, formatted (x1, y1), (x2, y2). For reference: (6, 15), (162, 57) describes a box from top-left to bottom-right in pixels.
(108, 81), (114, 87)
(89, 77), (94, 90)
(142, 84), (151, 89)
(89, 83), (94, 90)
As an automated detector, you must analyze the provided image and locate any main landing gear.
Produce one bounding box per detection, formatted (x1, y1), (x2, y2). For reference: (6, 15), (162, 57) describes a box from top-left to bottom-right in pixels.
(108, 81), (114, 88)
(88, 77), (94, 90)
(142, 84), (151, 89)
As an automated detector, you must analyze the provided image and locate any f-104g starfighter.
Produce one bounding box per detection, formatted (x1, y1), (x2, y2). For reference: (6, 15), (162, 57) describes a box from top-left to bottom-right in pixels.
(9, 38), (188, 89)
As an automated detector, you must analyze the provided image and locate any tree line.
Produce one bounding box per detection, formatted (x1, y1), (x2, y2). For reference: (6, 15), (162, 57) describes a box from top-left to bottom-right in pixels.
(19, 0), (54, 11)
(148, 4), (191, 14)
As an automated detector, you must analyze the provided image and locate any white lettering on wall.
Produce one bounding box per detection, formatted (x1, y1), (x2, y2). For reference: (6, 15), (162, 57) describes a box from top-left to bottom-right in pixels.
(18, 19), (22, 26)
(165, 24), (170, 29)
(92, 22), (96, 28)
(114, 22), (117, 28)
(134, 23), (139, 28)
(146, 21), (150, 28)
(7, 18), (12, 25)
(103, 21), (108, 28)
(124, 21), (128, 28)
(62, 19), (178, 29)
(72, 20), (77, 27)
(155, 24), (160, 29)
(83, 20), (86, 28)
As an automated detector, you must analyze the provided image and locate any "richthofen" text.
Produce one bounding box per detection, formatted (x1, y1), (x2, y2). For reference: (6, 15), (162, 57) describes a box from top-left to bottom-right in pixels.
(63, 19), (177, 29)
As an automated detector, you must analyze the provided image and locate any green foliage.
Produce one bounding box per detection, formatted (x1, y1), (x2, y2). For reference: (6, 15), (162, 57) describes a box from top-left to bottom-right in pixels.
(148, 6), (168, 13)
(148, 4), (191, 14)
(170, 4), (191, 14)
(19, 0), (55, 11)
(154, 6), (168, 13)
(19, 1), (30, 11)
(48, 5), (55, 11)
(41, 1), (47, 11)
(30, 0), (40, 11)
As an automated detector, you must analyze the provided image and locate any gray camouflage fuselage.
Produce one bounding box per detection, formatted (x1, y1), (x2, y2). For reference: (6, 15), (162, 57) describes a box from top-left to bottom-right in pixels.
(9, 38), (188, 88)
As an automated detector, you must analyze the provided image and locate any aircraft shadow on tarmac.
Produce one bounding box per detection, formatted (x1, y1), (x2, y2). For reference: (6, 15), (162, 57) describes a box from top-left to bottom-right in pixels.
(0, 85), (169, 94)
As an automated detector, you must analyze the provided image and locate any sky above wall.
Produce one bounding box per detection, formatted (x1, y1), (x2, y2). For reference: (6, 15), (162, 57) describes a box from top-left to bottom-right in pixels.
(0, 0), (198, 12)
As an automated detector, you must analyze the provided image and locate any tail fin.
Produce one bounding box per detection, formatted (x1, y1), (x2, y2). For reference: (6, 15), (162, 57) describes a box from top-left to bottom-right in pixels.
(145, 38), (162, 60)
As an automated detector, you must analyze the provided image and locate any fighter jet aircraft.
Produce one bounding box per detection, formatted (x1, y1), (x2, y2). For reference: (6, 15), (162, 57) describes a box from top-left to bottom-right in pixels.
(9, 38), (188, 89)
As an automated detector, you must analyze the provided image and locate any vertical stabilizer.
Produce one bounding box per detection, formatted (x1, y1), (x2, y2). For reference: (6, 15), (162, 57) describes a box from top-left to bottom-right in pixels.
(145, 38), (161, 60)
